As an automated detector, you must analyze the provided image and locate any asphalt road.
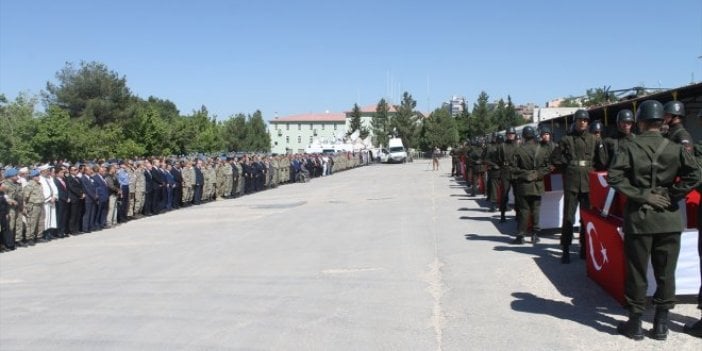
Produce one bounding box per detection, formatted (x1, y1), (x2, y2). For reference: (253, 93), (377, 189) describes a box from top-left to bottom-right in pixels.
(1, 159), (700, 350)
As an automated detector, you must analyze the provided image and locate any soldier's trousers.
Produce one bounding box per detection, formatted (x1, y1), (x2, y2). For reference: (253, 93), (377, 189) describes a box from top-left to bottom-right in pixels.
(499, 174), (514, 213)
(1, 212), (14, 249)
(134, 191), (145, 215)
(624, 232), (681, 314)
(182, 186), (192, 204)
(560, 190), (590, 249)
(68, 200), (81, 234)
(127, 192), (135, 217)
(8, 208), (23, 243)
(517, 195), (541, 235)
(193, 185), (202, 205)
(470, 168), (482, 196)
(487, 171), (500, 204)
(25, 203), (44, 241)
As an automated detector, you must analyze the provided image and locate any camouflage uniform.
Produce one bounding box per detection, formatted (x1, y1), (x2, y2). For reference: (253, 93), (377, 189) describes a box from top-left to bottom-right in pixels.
(134, 166), (146, 215)
(22, 178), (44, 241)
(2, 179), (24, 243)
(127, 166), (136, 217)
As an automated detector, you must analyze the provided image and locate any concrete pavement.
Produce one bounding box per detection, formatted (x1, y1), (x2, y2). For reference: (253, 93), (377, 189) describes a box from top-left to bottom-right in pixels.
(1, 159), (700, 350)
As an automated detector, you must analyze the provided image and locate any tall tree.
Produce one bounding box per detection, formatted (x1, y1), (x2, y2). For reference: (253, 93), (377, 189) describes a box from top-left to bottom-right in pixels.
(391, 91), (419, 149)
(44, 61), (133, 126)
(420, 108), (459, 150)
(503, 95), (522, 128)
(186, 106), (223, 154)
(346, 103), (362, 137)
(0, 93), (39, 164)
(372, 98), (391, 147)
(470, 91), (495, 137)
(221, 113), (247, 152)
(454, 100), (471, 141)
(492, 98), (507, 130)
(244, 110), (270, 152)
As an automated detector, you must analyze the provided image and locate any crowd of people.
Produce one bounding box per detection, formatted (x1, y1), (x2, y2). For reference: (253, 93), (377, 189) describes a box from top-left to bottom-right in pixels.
(451, 100), (702, 341)
(0, 152), (368, 252)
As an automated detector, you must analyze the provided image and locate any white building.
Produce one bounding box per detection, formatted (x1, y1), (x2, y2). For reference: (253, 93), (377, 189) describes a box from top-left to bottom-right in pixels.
(532, 107), (581, 123)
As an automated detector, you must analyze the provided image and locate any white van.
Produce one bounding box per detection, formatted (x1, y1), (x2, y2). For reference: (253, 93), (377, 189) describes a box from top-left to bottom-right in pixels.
(387, 138), (407, 163)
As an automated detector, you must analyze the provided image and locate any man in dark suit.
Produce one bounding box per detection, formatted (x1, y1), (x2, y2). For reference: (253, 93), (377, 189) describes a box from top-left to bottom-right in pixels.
(80, 165), (98, 233)
(143, 160), (154, 216)
(66, 165), (84, 234)
(53, 166), (69, 237)
(170, 161), (183, 209)
(193, 159), (204, 205)
(92, 165), (109, 230)
(150, 159), (164, 215)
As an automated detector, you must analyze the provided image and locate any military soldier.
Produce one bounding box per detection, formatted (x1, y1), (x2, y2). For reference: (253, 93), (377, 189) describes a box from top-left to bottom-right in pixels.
(127, 161), (136, 218)
(1, 168), (20, 249)
(497, 127), (519, 223)
(468, 139), (484, 197)
(484, 134), (503, 212)
(23, 169), (45, 244)
(511, 126), (551, 245)
(603, 109), (636, 167)
(608, 100), (701, 341)
(663, 100), (692, 152)
(181, 160), (194, 205)
(557, 109), (607, 263)
(538, 126), (556, 168)
(684, 109), (702, 338)
(134, 161), (146, 217)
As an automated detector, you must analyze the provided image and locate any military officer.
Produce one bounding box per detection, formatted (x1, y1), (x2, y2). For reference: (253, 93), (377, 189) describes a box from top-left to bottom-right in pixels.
(511, 126), (551, 244)
(468, 139), (484, 197)
(1, 168), (20, 248)
(484, 135), (503, 212)
(663, 100), (693, 152)
(685, 109), (702, 338)
(23, 169), (45, 244)
(608, 100), (700, 341)
(557, 109), (607, 263)
(181, 160), (194, 205)
(133, 161), (146, 217)
(497, 127), (519, 223)
(603, 109), (636, 167)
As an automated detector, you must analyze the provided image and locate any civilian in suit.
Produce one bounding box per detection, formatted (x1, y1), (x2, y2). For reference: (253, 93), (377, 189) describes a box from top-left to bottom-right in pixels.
(150, 159), (164, 214)
(66, 166), (84, 234)
(53, 166), (69, 237)
(92, 165), (109, 230)
(80, 166), (98, 233)
(170, 162), (183, 209)
(143, 160), (154, 215)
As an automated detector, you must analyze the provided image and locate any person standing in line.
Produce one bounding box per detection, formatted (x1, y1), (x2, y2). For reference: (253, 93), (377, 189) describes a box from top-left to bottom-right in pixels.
(608, 100), (701, 341)
(23, 169), (45, 244)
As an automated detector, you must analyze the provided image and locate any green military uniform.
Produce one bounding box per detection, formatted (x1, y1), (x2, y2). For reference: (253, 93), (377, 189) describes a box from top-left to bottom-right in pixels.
(134, 166), (146, 215)
(485, 139), (502, 210)
(2, 178), (23, 244)
(557, 111), (606, 263)
(181, 163), (194, 204)
(609, 100), (701, 340)
(497, 134), (519, 222)
(468, 143), (484, 197)
(127, 166), (136, 217)
(511, 129), (551, 244)
(22, 177), (44, 242)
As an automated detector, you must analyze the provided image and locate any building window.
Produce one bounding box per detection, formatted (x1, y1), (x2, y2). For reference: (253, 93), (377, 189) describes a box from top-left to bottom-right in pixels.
(296, 135), (301, 143)
(298, 123), (301, 130)
(286, 123), (289, 130)
(286, 136), (289, 143)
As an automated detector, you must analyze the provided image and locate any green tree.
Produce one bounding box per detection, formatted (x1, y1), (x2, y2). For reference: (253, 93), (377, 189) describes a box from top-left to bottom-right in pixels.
(372, 98), (391, 147)
(420, 108), (458, 150)
(244, 110), (270, 152)
(123, 102), (171, 156)
(32, 106), (79, 161)
(221, 113), (247, 152)
(503, 95), (521, 128)
(391, 91), (419, 149)
(559, 96), (581, 107)
(44, 61), (133, 126)
(347, 103), (362, 137)
(584, 87), (617, 107)
(0, 93), (39, 164)
(469, 91), (496, 137)
(492, 98), (507, 131)
(454, 101), (471, 141)
(186, 106), (223, 154)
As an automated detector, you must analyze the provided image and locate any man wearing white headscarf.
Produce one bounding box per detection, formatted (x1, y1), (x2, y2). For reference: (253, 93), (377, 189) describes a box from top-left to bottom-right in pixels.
(38, 164), (58, 239)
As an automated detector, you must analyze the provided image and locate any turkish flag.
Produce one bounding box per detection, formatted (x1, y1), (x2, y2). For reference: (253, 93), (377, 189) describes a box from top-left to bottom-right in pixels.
(686, 190), (699, 229)
(581, 208), (627, 305)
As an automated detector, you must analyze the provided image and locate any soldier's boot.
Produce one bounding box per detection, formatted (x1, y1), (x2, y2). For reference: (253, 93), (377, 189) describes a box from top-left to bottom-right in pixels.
(561, 247), (570, 264)
(499, 212), (506, 223)
(684, 312), (702, 338)
(617, 312), (644, 341)
(510, 235), (524, 245)
(489, 203), (496, 212)
(649, 308), (669, 340)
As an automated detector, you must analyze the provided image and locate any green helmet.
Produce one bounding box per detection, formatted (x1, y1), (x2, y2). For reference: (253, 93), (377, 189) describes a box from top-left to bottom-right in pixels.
(522, 126), (536, 139)
(539, 126), (552, 135)
(590, 120), (604, 133)
(636, 100), (664, 121)
(573, 109), (590, 121)
(663, 101), (685, 117)
(495, 134), (505, 143)
(506, 127), (517, 134)
(616, 109), (634, 123)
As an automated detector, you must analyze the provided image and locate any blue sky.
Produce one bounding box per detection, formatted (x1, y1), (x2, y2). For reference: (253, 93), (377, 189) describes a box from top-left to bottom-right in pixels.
(1, 0), (701, 120)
